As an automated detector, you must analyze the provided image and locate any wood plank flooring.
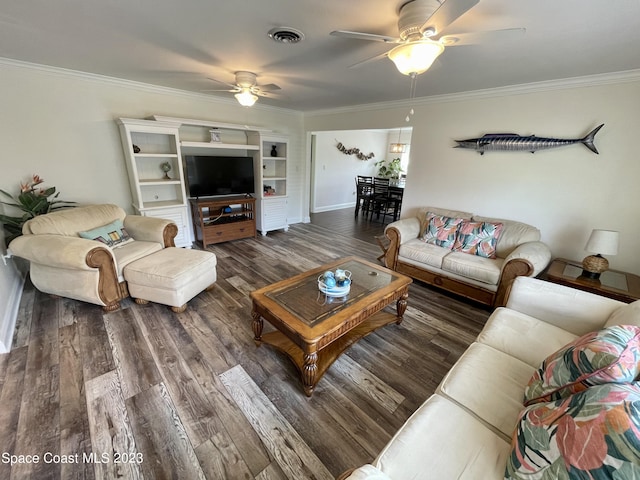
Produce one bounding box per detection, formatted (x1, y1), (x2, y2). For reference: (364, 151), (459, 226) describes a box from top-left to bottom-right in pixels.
(0, 208), (490, 479)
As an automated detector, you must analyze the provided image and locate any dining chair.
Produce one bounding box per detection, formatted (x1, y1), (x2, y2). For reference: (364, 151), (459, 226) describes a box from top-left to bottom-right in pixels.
(369, 177), (390, 221)
(354, 176), (373, 218)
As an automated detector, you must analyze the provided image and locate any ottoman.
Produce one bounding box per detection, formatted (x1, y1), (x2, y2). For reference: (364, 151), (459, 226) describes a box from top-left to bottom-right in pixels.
(124, 247), (217, 312)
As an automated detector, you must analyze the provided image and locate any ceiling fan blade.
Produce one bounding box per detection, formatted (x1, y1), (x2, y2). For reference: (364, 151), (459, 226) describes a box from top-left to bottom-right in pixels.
(256, 90), (283, 98)
(420, 0), (479, 37)
(257, 83), (281, 92)
(207, 77), (238, 89)
(330, 30), (400, 43)
(201, 87), (240, 93)
(439, 27), (526, 46)
(348, 51), (390, 69)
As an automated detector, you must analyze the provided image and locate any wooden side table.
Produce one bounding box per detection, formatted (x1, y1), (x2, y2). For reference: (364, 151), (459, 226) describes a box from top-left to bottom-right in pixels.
(540, 258), (640, 303)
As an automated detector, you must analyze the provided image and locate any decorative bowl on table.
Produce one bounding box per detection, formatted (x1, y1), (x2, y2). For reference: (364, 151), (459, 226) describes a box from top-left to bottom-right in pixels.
(318, 269), (352, 297)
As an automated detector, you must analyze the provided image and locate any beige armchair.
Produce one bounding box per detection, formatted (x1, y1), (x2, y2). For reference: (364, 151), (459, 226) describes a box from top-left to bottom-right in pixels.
(9, 204), (177, 311)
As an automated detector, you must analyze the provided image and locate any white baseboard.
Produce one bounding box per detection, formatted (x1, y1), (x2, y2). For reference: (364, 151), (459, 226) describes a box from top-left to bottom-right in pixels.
(311, 203), (355, 213)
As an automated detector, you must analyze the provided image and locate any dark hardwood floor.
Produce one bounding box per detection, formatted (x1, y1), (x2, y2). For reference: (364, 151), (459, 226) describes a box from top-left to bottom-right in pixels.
(0, 208), (490, 479)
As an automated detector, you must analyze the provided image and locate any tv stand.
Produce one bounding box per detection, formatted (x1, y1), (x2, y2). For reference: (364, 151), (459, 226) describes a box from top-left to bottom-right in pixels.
(190, 196), (256, 246)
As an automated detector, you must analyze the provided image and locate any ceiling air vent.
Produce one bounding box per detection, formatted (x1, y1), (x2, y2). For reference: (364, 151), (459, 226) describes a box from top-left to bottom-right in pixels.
(268, 27), (305, 44)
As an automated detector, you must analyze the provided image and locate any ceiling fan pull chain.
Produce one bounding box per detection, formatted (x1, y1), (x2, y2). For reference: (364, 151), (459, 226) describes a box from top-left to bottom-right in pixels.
(406, 73), (418, 122)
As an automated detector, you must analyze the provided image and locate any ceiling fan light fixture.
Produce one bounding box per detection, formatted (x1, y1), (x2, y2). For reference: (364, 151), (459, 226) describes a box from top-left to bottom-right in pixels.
(235, 89), (258, 107)
(388, 39), (444, 75)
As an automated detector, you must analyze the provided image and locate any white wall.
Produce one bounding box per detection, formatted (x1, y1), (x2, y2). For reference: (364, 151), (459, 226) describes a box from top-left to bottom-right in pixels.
(305, 73), (640, 275)
(310, 130), (385, 212)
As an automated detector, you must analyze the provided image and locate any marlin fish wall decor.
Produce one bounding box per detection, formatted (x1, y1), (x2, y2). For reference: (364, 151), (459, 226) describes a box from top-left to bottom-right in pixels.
(454, 124), (604, 155)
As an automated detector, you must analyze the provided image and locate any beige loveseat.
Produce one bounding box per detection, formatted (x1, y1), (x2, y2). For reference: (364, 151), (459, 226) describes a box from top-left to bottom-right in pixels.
(382, 207), (551, 307)
(343, 276), (640, 479)
(9, 204), (177, 311)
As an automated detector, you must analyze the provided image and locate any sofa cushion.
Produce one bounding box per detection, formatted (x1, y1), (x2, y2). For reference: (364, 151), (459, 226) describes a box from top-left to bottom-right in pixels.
(344, 465), (392, 480)
(477, 307), (578, 367)
(423, 212), (463, 249)
(112, 240), (162, 278)
(605, 299), (640, 328)
(441, 251), (503, 285)
(399, 238), (450, 269)
(438, 343), (535, 439)
(523, 325), (640, 406)
(375, 394), (511, 480)
(79, 219), (133, 247)
(452, 220), (503, 259)
(417, 206), (473, 237)
(506, 383), (640, 479)
(23, 203), (126, 236)
(472, 215), (540, 258)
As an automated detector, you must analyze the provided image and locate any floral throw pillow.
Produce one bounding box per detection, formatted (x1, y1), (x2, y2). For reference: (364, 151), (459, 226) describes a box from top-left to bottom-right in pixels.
(524, 325), (640, 406)
(506, 383), (640, 479)
(451, 220), (503, 258)
(79, 219), (133, 248)
(422, 212), (464, 249)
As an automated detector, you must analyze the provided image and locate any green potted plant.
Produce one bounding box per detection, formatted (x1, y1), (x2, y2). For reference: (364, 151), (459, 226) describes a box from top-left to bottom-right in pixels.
(0, 174), (75, 243)
(374, 158), (404, 179)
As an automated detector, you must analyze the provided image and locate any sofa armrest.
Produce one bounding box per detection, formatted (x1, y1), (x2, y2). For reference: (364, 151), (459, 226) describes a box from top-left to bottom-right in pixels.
(123, 215), (177, 247)
(383, 217), (421, 269)
(503, 241), (551, 277)
(493, 241), (552, 307)
(10, 234), (115, 270)
(10, 234), (122, 309)
(504, 276), (624, 335)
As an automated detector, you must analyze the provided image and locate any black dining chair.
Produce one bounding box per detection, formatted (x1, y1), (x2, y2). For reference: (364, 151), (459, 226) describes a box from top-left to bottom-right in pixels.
(355, 176), (373, 218)
(370, 177), (403, 223)
(369, 177), (390, 221)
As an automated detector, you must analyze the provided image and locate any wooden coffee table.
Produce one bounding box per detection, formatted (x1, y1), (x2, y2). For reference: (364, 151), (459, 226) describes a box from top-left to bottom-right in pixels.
(250, 256), (412, 396)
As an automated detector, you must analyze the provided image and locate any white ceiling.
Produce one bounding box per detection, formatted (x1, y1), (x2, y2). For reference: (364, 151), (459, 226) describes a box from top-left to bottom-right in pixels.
(2, 0), (640, 111)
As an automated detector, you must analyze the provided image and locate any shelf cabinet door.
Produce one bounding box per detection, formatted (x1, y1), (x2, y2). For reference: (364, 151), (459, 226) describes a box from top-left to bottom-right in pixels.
(258, 196), (288, 235)
(140, 206), (192, 248)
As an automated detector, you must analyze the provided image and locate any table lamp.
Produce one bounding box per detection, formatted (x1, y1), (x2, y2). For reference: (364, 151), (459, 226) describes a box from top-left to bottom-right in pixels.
(582, 229), (619, 279)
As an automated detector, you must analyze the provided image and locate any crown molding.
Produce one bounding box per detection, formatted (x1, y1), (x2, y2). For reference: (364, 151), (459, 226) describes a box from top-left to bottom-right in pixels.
(0, 56), (301, 116)
(305, 69), (640, 117)
(2, 56), (639, 119)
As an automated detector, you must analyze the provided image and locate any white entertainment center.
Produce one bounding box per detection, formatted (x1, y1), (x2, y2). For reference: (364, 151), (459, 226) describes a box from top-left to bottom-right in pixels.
(117, 116), (289, 247)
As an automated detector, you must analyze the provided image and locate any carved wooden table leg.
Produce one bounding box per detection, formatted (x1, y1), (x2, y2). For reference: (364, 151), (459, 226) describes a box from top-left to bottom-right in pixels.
(396, 290), (409, 324)
(252, 310), (263, 345)
(302, 351), (318, 397)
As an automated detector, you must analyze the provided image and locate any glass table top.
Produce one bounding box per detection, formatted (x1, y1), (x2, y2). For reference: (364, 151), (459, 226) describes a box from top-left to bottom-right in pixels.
(562, 263), (629, 291)
(265, 259), (399, 327)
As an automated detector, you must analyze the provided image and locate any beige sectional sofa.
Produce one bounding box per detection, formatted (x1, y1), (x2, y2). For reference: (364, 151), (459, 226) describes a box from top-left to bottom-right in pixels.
(382, 207), (552, 306)
(343, 276), (640, 479)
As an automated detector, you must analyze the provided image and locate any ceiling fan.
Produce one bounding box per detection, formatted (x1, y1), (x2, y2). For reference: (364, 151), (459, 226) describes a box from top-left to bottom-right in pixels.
(330, 0), (525, 76)
(203, 71), (281, 106)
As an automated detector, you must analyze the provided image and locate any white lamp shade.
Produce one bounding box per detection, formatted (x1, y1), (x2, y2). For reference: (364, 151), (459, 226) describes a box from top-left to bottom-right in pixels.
(388, 40), (445, 76)
(235, 89), (258, 107)
(585, 229), (619, 255)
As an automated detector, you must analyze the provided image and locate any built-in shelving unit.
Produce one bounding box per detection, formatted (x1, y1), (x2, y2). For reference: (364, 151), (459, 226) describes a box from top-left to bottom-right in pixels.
(118, 116), (289, 243)
(248, 133), (289, 236)
(117, 118), (193, 247)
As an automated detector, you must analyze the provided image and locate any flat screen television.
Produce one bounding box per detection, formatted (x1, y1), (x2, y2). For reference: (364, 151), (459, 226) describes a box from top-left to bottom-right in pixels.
(184, 155), (255, 197)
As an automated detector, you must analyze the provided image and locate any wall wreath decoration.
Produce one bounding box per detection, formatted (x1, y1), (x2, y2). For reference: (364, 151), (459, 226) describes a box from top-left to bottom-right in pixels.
(336, 141), (375, 161)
